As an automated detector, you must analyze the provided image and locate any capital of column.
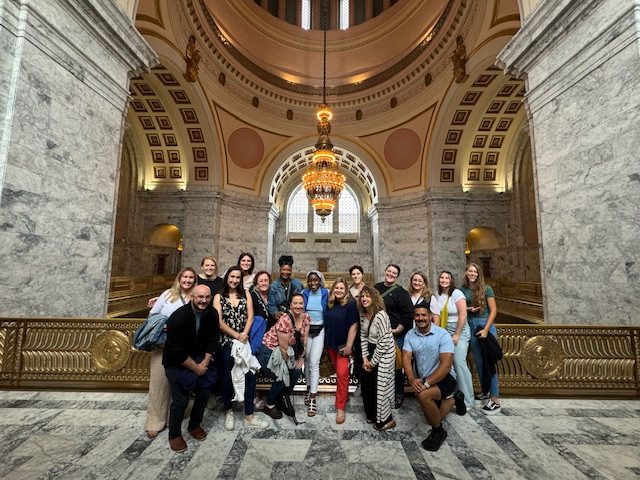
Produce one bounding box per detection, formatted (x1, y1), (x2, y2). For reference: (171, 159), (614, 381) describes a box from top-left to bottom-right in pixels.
(496, 0), (640, 110)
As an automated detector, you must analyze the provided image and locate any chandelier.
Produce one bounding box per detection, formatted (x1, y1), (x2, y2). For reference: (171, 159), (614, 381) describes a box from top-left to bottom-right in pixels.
(302, 0), (345, 220)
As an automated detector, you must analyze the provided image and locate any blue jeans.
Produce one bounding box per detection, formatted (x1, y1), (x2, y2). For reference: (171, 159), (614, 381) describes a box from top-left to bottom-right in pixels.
(165, 366), (210, 440)
(446, 323), (474, 407)
(257, 344), (302, 405)
(468, 317), (500, 397)
(219, 344), (256, 415)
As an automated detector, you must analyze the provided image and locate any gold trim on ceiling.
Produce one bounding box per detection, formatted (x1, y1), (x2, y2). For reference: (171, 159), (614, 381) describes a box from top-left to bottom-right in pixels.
(190, 0), (457, 96)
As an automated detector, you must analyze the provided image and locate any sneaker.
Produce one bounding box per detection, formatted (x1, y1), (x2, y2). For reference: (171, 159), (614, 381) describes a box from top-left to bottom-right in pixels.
(263, 405), (283, 420)
(224, 411), (235, 431)
(474, 393), (490, 403)
(482, 399), (501, 415)
(169, 436), (187, 453)
(453, 390), (467, 416)
(244, 416), (269, 429)
(421, 427), (448, 451)
(254, 397), (266, 410)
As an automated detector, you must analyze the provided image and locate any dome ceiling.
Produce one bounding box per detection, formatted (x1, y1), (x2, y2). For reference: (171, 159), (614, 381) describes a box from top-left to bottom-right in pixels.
(185, 0), (468, 115)
(200, 0), (453, 94)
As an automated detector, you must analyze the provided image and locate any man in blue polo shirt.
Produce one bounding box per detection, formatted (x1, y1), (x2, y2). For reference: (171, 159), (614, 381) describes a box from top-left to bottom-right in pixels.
(402, 303), (466, 451)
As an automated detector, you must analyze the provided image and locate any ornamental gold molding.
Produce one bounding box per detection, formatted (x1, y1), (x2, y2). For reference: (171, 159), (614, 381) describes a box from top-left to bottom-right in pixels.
(0, 318), (638, 398)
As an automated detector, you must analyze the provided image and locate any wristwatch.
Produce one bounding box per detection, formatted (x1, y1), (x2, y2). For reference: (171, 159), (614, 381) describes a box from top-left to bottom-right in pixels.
(423, 379), (431, 389)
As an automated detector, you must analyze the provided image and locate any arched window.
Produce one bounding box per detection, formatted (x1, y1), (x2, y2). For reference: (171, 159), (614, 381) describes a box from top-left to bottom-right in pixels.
(287, 184), (360, 235)
(338, 188), (359, 233)
(314, 211), (333, 233)
(287, 187), (308, 232)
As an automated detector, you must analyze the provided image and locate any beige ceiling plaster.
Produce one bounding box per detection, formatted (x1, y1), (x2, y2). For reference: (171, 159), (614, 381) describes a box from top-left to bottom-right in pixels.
(215, 105), (290, 192)
(359, 105), (436, 193)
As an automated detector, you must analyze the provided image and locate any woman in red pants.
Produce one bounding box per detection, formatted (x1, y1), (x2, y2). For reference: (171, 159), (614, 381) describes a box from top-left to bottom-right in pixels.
(324, 278), (359, 424)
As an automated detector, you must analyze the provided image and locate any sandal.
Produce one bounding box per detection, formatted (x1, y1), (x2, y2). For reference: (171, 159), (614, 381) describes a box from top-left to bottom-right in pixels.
(336, 411), (345, 424)
(304, 391), (311, 406)
(307, 396), (317, 417)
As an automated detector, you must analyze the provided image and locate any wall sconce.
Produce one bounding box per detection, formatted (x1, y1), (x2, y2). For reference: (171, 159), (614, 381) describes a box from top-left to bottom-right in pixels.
(465, 242), (471, 255)
(177, 238), (184, 252)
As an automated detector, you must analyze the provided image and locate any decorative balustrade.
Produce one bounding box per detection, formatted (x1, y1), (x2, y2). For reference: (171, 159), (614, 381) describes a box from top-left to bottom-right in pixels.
(487, 279), (544, 323)
(107, 275), (175, 318)
(1, 317), (637, 398)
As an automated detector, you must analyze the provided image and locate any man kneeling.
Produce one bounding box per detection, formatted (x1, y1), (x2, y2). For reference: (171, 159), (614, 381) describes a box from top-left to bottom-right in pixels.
(402, 304), (459, 451)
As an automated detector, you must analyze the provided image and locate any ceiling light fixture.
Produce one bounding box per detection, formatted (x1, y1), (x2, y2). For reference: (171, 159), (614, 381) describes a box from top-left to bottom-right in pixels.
(302, 0), (345, 220)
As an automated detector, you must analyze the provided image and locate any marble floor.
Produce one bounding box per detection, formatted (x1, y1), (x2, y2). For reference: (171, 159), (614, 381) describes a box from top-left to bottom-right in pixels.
(0, 390), (638, 480)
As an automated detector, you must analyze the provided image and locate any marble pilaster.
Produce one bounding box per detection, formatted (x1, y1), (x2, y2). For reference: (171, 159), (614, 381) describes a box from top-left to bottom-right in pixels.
(375, 188), (470, 287)
(216, 190), (272, 272)
(497, 0), (640, 324)
(0, 0), (156, 317)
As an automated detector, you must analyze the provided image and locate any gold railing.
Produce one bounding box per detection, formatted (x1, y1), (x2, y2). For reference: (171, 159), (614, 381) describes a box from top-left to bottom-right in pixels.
(0, 318), (638, 398)
(108, 274), (175, 318)
(487, 279), (544, 323)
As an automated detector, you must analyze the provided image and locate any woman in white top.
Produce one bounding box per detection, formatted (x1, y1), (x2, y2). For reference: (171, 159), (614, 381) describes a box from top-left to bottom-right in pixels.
(429, 270), (474, 408)
(407, 271), (432, 306)
(145, 267), (196, 438)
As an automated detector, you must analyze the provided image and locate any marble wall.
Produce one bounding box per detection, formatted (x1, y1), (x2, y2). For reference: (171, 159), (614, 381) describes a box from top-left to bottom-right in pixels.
(271, 209), (375, 278)
(216, 191), (272, 273)
(498, 0), (640, 324)
(0, 0), (156, 317)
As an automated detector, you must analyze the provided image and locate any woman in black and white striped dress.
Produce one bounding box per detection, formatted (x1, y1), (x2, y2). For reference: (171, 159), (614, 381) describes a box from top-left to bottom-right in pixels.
(359, 286), (396, 431)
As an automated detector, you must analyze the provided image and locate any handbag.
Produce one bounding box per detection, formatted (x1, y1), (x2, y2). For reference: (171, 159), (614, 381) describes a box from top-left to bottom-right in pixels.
(308, 324), (323, 337)
(440, 295), (450, 329)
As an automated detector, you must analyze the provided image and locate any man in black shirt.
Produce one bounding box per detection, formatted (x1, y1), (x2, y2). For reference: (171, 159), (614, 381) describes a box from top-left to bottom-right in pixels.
(163, 284), (220, 453)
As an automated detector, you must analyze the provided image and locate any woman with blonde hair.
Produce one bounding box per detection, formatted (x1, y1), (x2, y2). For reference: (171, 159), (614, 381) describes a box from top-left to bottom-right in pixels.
(408, 271), (432, 306)
(197, 256), (223, 296)
(324, 278), (359, 424)
(144, 267), (196, 438)
(461, 262), (501, 414)
(359, 285), (396, 431)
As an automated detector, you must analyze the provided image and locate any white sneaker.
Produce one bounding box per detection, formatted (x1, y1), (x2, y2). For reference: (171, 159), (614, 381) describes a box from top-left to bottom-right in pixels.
(244, 415), (269, 429)
(482, 399), (501, 415)
(224, 411), (235, 430)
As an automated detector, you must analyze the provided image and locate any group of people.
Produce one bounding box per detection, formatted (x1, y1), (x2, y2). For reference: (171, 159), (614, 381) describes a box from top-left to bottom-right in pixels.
(142, 253), (501, 453)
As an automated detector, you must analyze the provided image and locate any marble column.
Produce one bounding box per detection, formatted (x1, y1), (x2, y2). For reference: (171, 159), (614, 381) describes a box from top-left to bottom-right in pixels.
(497, 0), (640, 325)
(374, 189), (467, 288)
(215, 191), (272, 272)
(0, 0), (156, 317)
